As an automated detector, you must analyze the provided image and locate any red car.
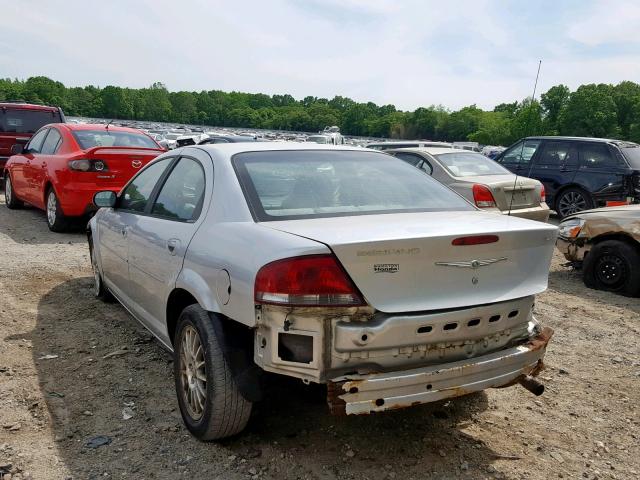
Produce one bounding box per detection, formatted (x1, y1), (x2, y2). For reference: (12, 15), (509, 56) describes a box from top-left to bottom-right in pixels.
(1, 101), (65, 176)
(4, 123), (165, 231)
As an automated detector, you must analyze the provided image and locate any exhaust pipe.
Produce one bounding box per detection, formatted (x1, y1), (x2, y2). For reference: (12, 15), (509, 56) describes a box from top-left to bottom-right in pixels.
(519, 375), (544, 396)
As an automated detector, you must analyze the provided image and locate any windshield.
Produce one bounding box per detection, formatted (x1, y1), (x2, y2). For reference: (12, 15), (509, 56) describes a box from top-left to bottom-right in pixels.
(72, 130), (159, 149)
(0, 108), (62, 134)
(621, 146), (640, 168)
(234, 150), (473, 221)
(435, 152), (510, 176)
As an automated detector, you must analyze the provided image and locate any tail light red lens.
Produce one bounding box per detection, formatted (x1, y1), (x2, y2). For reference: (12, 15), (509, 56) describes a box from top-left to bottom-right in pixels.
(254, 254), (365, 307)
(68, 159), (108, 172)
(472, 184), (496, 208)
(540, 184), (546, 203)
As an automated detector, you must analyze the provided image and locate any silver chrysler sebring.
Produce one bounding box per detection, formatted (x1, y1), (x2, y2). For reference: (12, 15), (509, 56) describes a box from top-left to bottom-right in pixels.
(88, 143), (558, 440)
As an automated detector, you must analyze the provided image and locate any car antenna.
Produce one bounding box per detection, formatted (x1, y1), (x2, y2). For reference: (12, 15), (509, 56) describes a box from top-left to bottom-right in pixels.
(105, 119), (113, 130)
(508, 59), (542, 216)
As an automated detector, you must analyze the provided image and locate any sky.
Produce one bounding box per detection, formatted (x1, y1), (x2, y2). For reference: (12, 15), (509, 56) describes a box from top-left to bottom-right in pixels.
(1, 0), (639, 111)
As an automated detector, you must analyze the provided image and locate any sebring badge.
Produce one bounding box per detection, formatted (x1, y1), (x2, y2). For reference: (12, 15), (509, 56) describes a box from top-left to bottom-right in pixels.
(434, 257), (507, 269)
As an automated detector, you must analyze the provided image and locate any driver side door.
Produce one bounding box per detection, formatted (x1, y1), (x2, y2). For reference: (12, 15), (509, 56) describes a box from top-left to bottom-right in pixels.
(97, 157), (174, 306)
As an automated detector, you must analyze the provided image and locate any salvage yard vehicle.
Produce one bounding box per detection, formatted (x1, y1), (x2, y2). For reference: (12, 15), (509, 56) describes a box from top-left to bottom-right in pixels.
(557, 205), (640, 296)
(88, 143), (557, 440)
(4, 124), (164, 231)
(387, 147), (550, 222)
(0, 101), (65, 178)
(366, 140), (452, 150)
(494, 136), (640, 219)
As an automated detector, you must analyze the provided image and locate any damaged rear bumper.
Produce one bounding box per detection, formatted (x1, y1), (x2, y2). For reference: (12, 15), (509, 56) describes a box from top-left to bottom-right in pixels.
(328, 326), (553, 415)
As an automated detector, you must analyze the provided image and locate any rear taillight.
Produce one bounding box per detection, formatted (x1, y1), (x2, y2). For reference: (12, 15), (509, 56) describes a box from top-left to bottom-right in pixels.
(68, 159), (108, 172)
(540, 184), (546, 203)
(254, 254), (365, 307)
(472, 184), (496, 208)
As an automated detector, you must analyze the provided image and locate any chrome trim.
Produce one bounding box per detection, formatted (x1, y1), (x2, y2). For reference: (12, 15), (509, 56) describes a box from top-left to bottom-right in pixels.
(435, 257), (507, 269)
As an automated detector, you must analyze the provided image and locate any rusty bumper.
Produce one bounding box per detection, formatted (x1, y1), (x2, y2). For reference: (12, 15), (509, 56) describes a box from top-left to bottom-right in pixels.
(328, 326), (553, 415)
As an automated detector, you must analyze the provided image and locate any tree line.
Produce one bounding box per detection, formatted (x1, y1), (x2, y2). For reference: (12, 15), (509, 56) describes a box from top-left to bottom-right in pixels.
(2, 76), (640, 145)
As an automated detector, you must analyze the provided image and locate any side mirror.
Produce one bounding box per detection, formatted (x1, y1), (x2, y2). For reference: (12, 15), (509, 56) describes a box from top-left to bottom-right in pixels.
(93, 191), (117, 208)
(10, 144), (24, 155)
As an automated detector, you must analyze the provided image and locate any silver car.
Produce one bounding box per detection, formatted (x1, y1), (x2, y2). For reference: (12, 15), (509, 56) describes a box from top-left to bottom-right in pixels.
(89, 143), (557, 440)
(387, 147), (550, 222)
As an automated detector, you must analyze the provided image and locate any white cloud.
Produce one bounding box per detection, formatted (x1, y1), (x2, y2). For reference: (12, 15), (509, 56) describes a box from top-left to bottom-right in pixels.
(0, 0), (639, 110)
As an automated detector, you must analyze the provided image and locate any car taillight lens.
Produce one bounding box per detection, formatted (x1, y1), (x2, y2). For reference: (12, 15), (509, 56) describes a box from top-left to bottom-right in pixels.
(472, 184), (496, 208)
(540, 184), (546, 203)
(254, 254), (365, 307)
(68, 159), (108, 172)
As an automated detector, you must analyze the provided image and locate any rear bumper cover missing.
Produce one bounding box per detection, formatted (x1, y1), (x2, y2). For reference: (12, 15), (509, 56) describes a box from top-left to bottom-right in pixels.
(329, 326), (553, 415)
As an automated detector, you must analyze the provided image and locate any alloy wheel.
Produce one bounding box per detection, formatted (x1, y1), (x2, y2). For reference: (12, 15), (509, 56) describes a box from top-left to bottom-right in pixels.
(558, 191), (587, 217)
(47, 191), (57, 226)
(179, 325), (207, 420)
(595, 254), (626, 289)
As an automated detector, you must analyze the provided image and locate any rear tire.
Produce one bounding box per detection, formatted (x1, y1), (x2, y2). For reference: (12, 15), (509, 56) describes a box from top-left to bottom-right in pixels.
(46, 188), (70, 232)
(583, 240), (640, 296)
(4, 175), (23, 209)
(556, 187), (593, 219)
(174, 305), (252, 440)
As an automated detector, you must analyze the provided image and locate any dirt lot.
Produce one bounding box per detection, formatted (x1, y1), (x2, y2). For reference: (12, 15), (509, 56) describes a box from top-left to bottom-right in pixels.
(0, 196), (638, 480)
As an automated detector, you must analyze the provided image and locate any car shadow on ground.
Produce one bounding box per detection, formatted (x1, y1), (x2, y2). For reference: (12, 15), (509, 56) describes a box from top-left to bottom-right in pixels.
(0, 189), (88, 244)
(23, 277), (514, 479)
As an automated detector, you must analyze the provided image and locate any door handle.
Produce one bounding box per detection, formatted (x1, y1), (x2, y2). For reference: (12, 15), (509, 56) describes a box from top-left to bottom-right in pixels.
(167, 238), (180, 255)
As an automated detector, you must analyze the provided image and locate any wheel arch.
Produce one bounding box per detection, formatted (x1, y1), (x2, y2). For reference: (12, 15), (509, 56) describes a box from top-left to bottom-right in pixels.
(586, 232), (640, 258)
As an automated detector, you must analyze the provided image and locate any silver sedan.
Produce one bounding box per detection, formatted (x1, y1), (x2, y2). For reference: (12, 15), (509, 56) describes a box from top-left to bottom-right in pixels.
(386, 147), (550, 222)
(89, 143), (557, 440)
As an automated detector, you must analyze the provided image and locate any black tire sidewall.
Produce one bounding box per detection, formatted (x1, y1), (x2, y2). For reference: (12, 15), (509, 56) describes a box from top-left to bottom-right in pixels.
(583, 240), (640, 296)
(47, 188), (68, 232)
(173, 306), (223, 439)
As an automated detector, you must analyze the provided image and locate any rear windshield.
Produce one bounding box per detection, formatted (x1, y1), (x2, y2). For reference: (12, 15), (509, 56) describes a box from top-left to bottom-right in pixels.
(233, 150), (473, 221)
(435, 152), (510, 177)
(72, 130), (159, 149)
(621, 145), (640, 168)
(0, 108), (61, 134)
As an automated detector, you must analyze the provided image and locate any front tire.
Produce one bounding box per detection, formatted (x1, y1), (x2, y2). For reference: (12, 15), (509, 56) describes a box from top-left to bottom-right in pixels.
(583, 240), (640, 296)
(4, 175), (23, 209)
(46, 188), (70, 232)
(90, 241), (114, 302)
(174, 305), (252, 440)
(556, 187), (593, 219)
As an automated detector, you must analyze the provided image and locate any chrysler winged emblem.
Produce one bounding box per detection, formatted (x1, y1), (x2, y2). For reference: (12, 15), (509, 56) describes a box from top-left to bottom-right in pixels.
(435, 257), (507, 269)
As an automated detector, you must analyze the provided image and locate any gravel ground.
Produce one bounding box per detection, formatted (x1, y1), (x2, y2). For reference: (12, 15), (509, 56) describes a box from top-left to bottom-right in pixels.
(0, 195), (638, 480)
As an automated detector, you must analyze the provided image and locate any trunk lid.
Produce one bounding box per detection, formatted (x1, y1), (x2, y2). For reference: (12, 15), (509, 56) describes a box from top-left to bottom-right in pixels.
(457, 174), (542, 211)
(265, 211), (557, 313)
(81, 147), (163, 188)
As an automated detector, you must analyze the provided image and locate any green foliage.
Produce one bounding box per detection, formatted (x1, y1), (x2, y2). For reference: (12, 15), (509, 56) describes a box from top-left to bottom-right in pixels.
(1, 77), (639, 145)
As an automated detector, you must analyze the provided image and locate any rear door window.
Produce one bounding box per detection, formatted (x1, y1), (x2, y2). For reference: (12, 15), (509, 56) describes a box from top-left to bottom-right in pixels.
(119, 158), (173, 212)
(26, 128), (50, 153)
(393, 152), (433, 174)
(151, 158), (206, 221)
(535, 141), (578, 167)
(40, 128), (62, 154)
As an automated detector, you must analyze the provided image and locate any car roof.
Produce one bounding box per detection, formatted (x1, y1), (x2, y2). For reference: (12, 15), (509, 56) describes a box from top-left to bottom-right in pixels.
(191, 142), (370, 158)
(0, 102), (60, 112)
(366, 141), (451, 146)
(525, 135), (628, 144)
(388, 147), (477, 155)
(57, 123), (150, 135)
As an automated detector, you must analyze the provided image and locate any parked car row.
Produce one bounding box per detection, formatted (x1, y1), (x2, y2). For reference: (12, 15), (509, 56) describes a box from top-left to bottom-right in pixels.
(2, 105), (638, 442)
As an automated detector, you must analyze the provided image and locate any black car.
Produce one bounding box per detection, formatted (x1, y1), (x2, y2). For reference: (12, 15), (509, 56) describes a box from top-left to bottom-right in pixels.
(494, 136), (640, 218)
